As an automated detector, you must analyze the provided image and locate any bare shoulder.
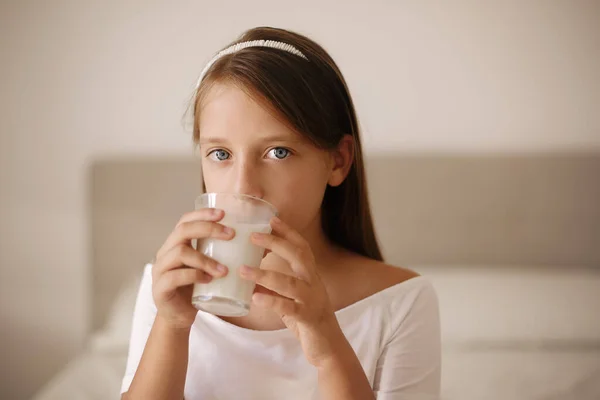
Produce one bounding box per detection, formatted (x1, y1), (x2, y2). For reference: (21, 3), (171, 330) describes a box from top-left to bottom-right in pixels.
(327, 253), (421, 309)
(359, 258), (421, 291)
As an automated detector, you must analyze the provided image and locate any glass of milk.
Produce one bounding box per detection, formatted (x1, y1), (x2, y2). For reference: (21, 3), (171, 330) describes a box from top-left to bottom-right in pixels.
(191, 193), (277, 317)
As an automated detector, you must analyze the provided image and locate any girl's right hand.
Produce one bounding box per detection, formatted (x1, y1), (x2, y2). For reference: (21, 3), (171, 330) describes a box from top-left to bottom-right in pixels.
(151, 208), (235, 330)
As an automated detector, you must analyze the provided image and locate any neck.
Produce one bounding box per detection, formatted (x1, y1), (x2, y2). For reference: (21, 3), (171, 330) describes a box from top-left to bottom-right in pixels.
(300, 211), (344, 270)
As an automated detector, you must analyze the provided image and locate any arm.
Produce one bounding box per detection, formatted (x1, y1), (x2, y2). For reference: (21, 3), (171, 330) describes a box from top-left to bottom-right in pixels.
(239, 219), (374, 399)
(240, 219), (440, 398)
(317, 336), (375, 400)
(122, 316), (191, 400)
(121, 209), (233, 398)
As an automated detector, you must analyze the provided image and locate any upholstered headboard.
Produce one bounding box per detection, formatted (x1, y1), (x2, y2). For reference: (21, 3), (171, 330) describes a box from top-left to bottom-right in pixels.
(89, 152), (600, 331)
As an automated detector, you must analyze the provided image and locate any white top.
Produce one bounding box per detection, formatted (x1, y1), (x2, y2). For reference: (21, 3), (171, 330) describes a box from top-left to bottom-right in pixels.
(121, 264), (441, 399)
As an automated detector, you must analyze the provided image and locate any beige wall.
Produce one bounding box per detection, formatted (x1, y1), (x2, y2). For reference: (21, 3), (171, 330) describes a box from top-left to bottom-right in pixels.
(1, 1), (599, 398)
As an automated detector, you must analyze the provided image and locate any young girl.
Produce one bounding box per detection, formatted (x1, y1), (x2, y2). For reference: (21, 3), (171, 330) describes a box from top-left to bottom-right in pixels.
(121, 27), (441, 400)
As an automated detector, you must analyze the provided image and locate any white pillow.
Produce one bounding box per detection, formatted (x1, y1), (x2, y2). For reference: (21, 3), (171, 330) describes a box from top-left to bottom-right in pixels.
(416, 265), (600, 342)
(88, 266), (148, 353)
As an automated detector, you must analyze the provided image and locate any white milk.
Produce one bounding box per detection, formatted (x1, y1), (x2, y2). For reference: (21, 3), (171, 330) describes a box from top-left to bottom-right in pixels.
(192, 221), (271, 316)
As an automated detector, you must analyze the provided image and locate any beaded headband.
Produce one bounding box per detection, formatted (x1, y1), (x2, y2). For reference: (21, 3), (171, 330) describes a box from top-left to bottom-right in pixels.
(195, 39), (308, 89)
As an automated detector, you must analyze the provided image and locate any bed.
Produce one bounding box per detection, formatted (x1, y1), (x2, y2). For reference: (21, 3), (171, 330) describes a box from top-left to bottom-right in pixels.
(32, 153), (600, 400)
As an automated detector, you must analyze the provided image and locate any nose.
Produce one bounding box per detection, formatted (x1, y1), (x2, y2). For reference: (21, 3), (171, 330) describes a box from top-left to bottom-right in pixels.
(233, 159), (264, 199)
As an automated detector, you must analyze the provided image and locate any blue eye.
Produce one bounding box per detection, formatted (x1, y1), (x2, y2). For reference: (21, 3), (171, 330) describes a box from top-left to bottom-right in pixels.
(209, 149), (230, 161)
(268, 147), (291, 160)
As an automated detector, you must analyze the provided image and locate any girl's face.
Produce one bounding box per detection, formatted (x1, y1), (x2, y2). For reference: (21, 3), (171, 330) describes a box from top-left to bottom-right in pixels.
(198, 82), (336, 234)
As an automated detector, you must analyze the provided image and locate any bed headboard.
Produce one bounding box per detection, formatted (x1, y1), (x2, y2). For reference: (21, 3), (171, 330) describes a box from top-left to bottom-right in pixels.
(89, 152), (600, 331)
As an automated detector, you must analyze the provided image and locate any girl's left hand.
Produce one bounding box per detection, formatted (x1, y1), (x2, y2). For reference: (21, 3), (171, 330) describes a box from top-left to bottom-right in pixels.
(239, 216), (346, 368)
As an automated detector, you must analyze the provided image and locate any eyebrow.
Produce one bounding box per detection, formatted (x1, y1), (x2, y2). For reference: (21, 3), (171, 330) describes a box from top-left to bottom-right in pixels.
(198, 135), (304, 145)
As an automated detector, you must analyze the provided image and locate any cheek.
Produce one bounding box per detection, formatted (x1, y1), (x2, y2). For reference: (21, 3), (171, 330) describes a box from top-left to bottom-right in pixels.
(201, 162), (227, 192)
(267, 167), (328, 231)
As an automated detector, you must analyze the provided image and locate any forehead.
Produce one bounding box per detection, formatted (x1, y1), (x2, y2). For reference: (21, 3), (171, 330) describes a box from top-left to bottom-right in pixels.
(198, 82), (301, 143)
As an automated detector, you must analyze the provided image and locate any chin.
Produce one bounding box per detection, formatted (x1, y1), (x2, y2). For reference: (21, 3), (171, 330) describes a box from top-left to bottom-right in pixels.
(283, 209), (321, 233)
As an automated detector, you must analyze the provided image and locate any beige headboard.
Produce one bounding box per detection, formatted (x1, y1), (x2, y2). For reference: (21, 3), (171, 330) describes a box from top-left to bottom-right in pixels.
(89, 152), (600, 331)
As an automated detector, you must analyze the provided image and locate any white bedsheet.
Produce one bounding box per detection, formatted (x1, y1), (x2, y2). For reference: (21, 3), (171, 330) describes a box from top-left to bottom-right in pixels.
(32, 266), (600, 400)
(31, 350), (127, 400)
(31, 345), (600, 400)
(31, 306), (132, 399)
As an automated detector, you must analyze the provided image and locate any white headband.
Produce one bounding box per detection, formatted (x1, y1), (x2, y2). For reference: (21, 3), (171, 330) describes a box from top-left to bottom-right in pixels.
(195, 40), (308, 89)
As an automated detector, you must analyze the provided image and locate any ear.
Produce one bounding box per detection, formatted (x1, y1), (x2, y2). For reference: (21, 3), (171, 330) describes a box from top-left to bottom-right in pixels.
(328, 135), (355, 187)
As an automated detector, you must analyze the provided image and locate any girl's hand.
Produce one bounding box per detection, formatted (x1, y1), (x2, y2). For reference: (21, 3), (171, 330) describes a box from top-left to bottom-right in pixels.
(152, 208), (234, 330)
(239, 216), (347, 367)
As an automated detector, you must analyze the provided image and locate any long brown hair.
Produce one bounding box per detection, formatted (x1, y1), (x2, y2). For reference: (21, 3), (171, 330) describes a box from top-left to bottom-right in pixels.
(186, 27), (383, 261)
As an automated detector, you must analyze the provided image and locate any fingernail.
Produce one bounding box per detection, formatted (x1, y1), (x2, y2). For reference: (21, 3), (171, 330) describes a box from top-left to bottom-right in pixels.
(251, 232), (263, 239)
(253, 293), (268, 305)
(217, 264), (228, 273)
(239, 265), (252, 275)
(223, 226), (234, 235)
(271, 216), (280, 224)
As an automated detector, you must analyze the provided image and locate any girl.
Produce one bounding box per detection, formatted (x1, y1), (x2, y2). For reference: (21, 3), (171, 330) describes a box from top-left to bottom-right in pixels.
(121, 27), (440, 400)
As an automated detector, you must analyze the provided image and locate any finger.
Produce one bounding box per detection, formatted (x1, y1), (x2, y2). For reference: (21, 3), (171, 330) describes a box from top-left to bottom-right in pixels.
(252, 284), (279, 297)
(239, 265), (309, 302)
(269, 216), (315, 271)
(156, 244), (228, 278)
(157, 219), (235, 259)
(252, 292), (301, 318)
(154, 268), (212, 302)
(177, 208), (224, 226)
(269, 216), (310, 251)
(250, 232), (313, 281)
(156, 208), (225, 259)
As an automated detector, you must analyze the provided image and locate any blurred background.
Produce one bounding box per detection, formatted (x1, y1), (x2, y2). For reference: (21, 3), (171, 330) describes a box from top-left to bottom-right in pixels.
(1, 1), (599, 399)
